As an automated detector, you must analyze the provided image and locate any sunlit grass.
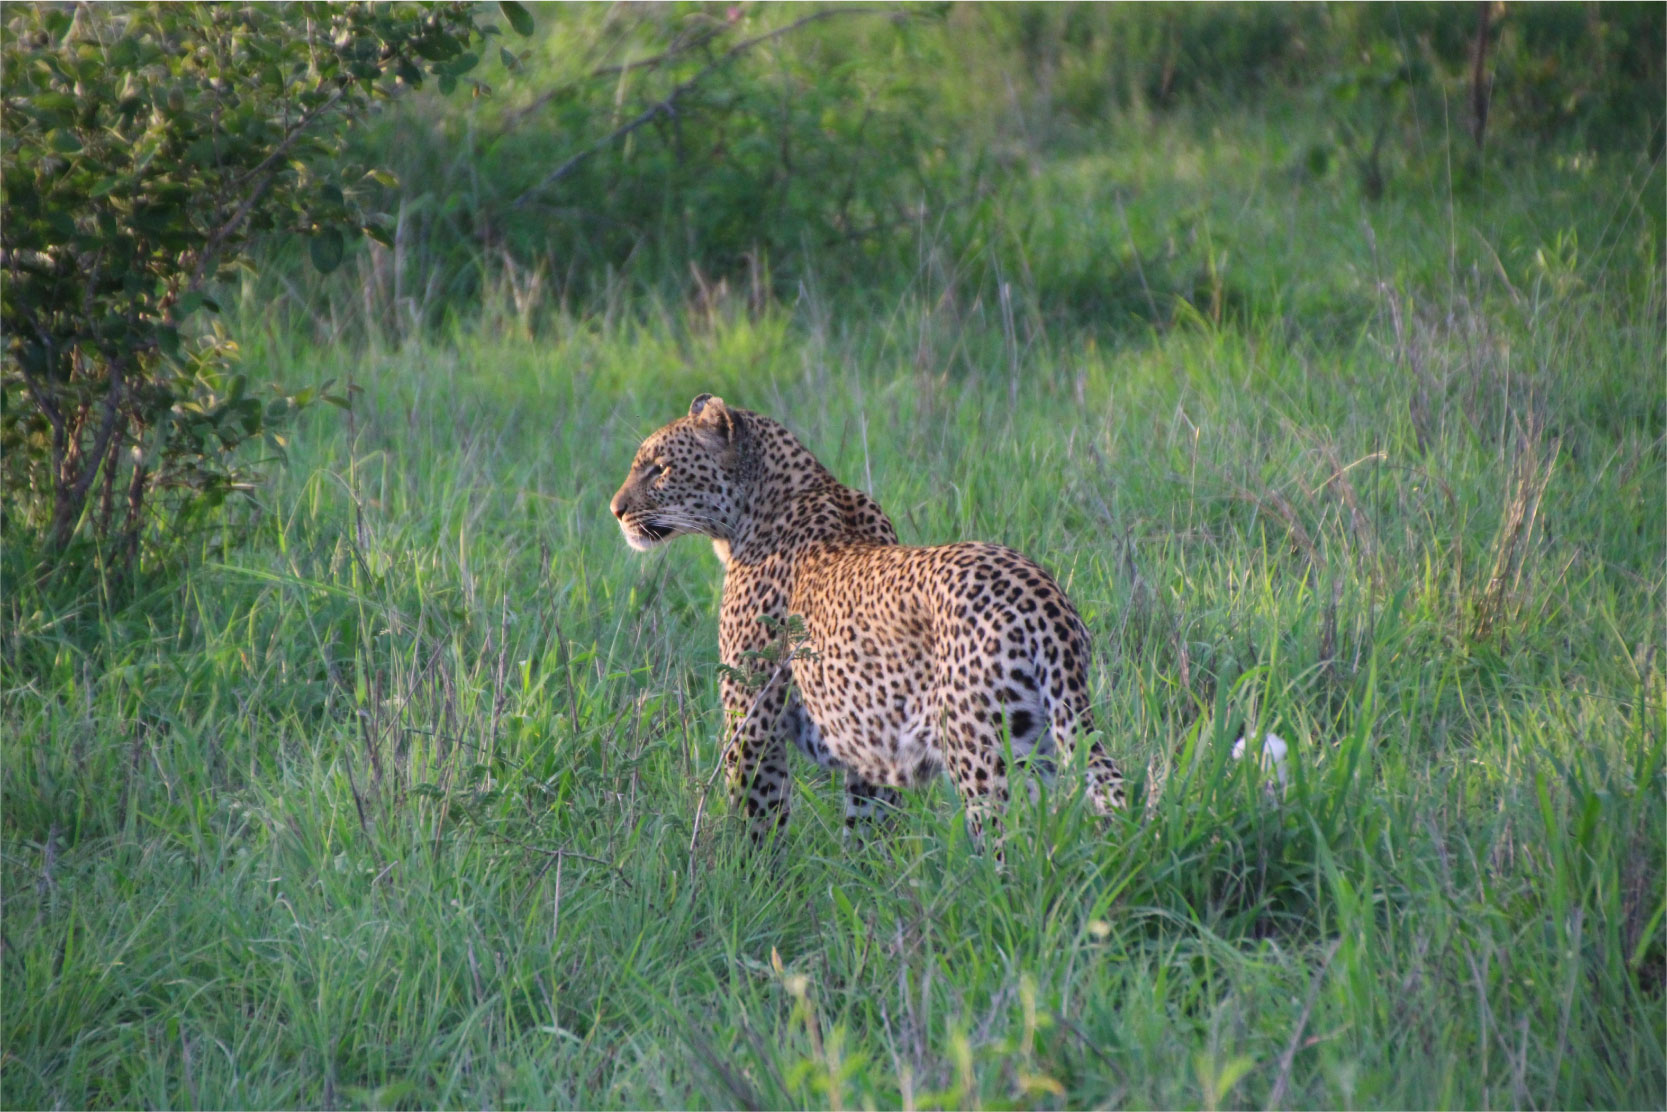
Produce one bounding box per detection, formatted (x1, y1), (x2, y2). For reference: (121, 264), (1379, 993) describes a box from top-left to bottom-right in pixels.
(3, 105), (1663, 1108)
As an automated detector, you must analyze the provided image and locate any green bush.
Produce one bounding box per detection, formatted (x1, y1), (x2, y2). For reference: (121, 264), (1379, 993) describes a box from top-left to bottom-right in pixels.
(0, 1), (514, 569)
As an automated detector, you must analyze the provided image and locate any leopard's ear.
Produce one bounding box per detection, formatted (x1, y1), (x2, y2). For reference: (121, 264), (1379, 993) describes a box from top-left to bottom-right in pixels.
(689, 393), (737, 444)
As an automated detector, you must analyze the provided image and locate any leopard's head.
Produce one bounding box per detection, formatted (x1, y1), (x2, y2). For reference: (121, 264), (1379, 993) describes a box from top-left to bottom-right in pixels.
(610, 394), (746, 551)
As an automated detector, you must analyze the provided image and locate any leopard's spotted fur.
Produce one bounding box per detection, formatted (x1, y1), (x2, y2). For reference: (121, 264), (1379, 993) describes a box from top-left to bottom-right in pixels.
(610, 395), (1126, 846)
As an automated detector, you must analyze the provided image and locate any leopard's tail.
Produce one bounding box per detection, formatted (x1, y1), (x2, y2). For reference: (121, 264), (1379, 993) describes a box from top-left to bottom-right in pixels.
(1043, 700), (1125, 815)
(1039, 618), (1128, 815)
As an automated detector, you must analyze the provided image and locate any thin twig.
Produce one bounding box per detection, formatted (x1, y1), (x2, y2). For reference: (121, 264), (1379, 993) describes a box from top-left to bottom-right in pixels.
(1266, 938), (1341, 1109)
(343, 748), (371, 836)
(498, 22), (730, 133)
(1113, 187), (1161, 324)
(511, 849), (559, 918)
(1306, 451), (1388, 498)
(1054, 1011), (1128, 1083)
(489, 832), (631, 886)
(820, 191), (984, 249)
(589, 24), (729, 80)
(686, 653), (794, 883)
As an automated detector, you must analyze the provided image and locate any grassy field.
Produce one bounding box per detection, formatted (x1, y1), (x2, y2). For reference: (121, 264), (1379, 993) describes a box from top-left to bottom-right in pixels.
(4, 104), (1664, 1108)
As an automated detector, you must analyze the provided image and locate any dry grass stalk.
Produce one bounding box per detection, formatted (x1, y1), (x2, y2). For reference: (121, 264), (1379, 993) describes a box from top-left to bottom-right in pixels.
(1473, 428), (1559, 642)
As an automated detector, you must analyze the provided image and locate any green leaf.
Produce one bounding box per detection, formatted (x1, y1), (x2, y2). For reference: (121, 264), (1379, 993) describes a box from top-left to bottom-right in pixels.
(29, 92), (77, 114)
(499, 1), (534, 37)
(412, 33), (459, 62)
(309, 226), (345, 273)
(362, 220), (394, 248)
(236, 397), (262, 433)
(109, 37), (140, 69)
(500, 46), (520, 71)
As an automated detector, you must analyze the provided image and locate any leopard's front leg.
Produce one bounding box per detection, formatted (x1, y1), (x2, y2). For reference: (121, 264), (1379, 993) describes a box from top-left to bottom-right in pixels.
(720, 657), (795, 846)
(718, 558), (806, 847)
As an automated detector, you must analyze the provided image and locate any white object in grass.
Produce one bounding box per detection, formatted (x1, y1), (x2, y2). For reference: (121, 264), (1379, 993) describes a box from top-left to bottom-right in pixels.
(1232, 732), (1290, 794)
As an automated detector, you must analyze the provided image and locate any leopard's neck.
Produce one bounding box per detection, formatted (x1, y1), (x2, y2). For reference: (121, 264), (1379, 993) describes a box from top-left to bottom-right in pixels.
(725, 479), (897, 569)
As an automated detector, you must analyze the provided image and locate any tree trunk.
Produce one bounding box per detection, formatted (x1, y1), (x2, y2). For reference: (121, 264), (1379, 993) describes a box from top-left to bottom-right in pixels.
(1470, 2), (1494, 150)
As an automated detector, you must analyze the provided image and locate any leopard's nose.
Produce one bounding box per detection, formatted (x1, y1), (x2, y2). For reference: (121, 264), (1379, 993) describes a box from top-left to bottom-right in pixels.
(609, 491), (625, 519)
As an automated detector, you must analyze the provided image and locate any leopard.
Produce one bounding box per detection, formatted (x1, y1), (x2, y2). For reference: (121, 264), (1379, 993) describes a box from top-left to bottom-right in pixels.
(609, 393), (1126, 849)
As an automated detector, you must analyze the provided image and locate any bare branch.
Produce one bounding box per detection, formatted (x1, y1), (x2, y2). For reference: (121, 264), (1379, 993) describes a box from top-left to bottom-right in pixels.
(587, 22), (730, 80)
(511, 7), (896, 210)
(489, 832), (633, 887)
(51, 356), (129, 550)
(497, 21), (731, 134)
(17, 320), (66, 439)
(188, 86), (347, 293)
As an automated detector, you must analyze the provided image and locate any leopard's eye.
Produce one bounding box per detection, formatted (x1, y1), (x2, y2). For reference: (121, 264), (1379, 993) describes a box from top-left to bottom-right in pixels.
(643, 462), (665, 480)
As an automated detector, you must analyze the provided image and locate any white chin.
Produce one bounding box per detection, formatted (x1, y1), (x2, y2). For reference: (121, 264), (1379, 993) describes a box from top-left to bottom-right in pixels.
(622, 527), (666, 552)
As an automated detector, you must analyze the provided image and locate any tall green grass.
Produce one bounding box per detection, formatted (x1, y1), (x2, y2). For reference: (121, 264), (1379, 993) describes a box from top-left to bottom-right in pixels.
(4, 104), (1663, 1108)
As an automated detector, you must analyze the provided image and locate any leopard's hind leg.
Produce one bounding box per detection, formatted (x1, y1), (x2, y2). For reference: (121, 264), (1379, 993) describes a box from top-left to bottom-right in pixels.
(934, 679), (1012, 852)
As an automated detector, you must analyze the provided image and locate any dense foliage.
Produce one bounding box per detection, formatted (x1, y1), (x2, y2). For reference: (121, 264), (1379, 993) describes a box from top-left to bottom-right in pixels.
(292, 2), (1664, 331)
(0, 1), (523, 565)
